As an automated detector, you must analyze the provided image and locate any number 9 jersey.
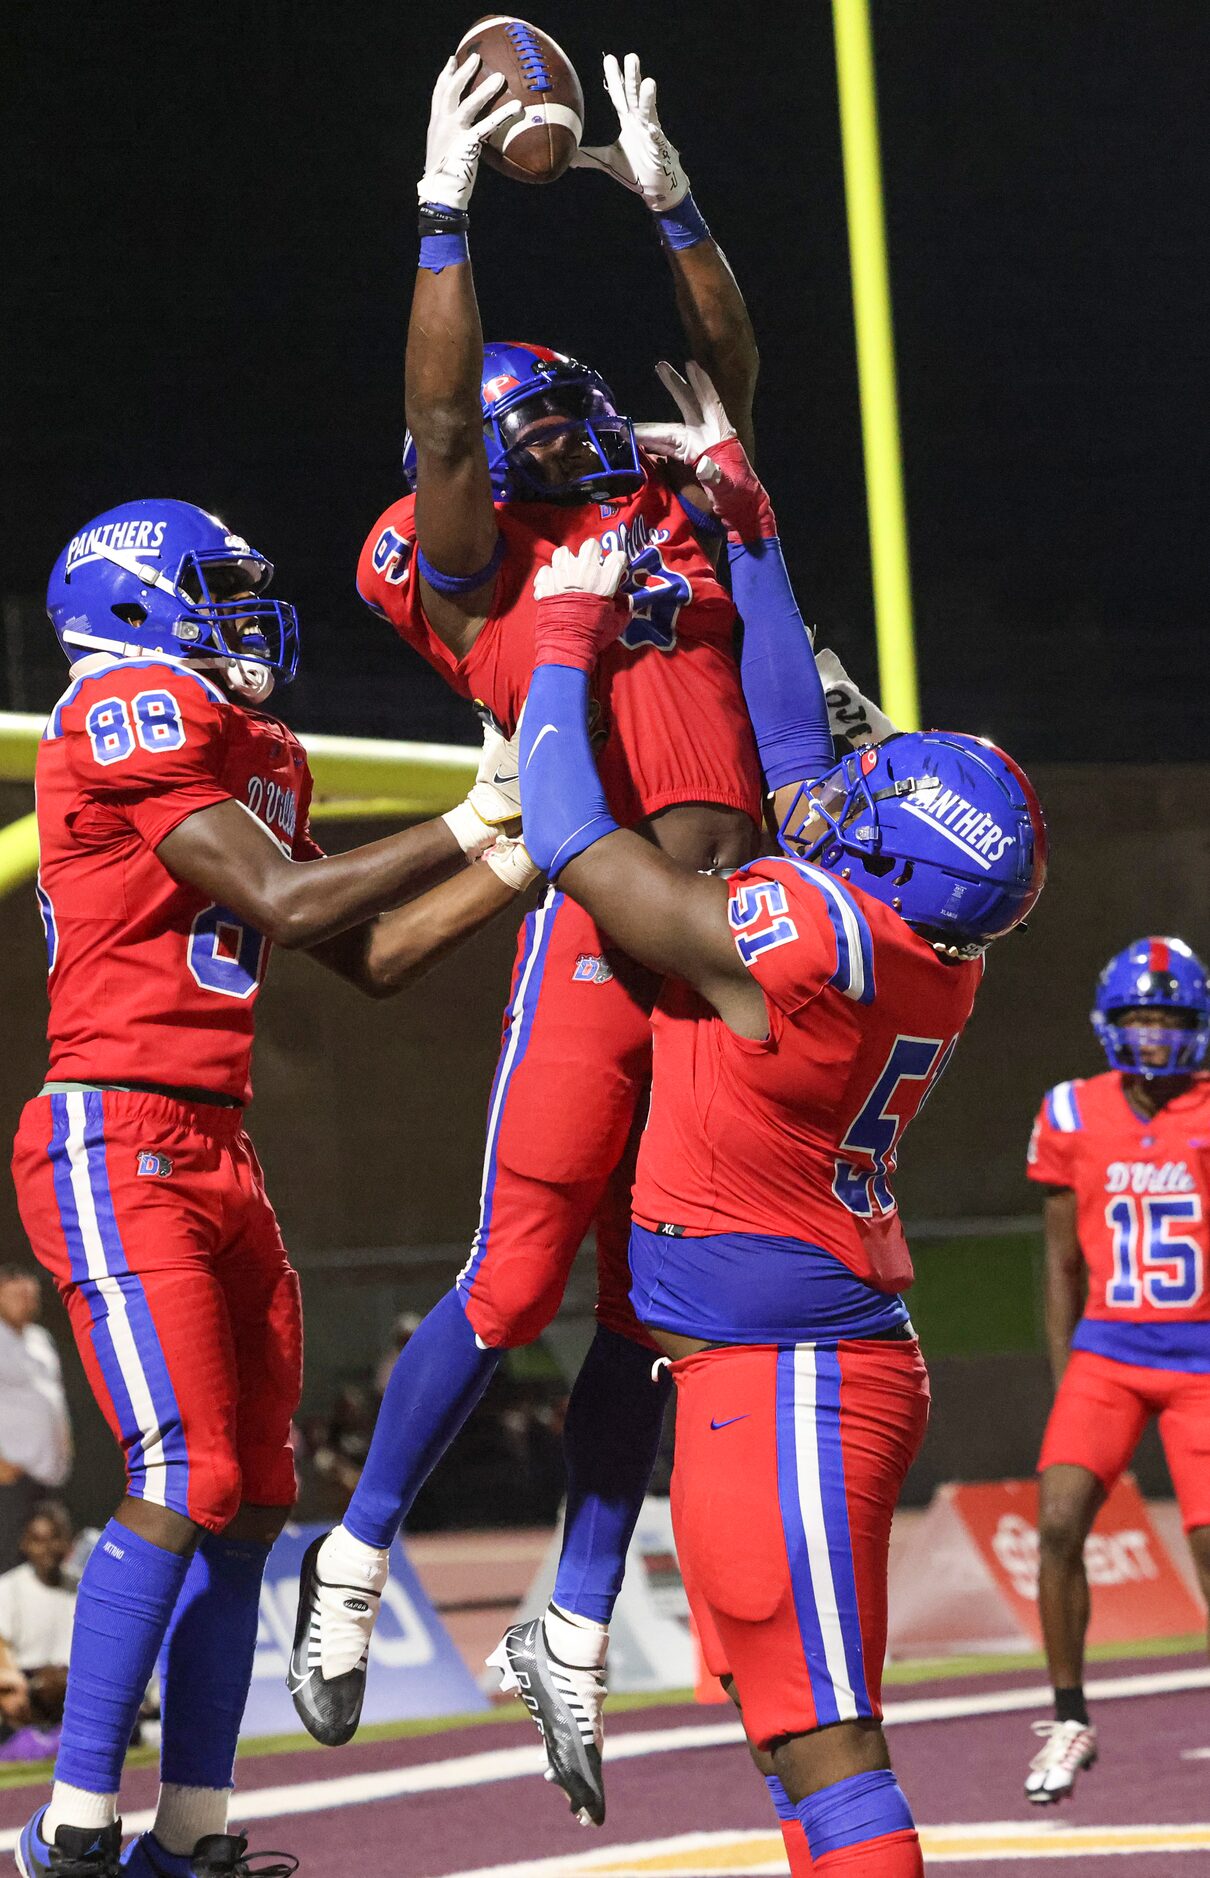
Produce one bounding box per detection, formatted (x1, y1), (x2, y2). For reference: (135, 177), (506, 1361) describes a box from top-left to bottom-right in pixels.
(1028, 1070), (1210, 1361)
(33, 655), (322, 1104)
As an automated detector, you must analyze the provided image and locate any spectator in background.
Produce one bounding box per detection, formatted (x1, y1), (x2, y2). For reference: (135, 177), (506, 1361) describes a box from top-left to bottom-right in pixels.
(0, 1502), (76, 1729)
(0, 1268), (71, 1572)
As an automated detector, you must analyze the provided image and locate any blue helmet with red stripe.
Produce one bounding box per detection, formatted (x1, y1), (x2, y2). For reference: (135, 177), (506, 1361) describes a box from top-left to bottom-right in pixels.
(1092, 937), (1210, 1076)
(46, 499), (299, 688)
(402, 342), (643, 504)
(777, 731), (1048, 956)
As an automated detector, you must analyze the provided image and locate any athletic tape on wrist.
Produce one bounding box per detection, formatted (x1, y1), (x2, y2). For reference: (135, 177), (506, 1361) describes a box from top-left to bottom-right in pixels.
(419, 232), (469, 272)
(657, 191), (711, 251)
(417, 536), (506, 595)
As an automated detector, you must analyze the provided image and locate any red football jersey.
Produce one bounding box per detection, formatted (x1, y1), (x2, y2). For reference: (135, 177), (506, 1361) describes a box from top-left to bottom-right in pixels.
(631, 856), (983, 1293)
(1027, 1071), (1210, 1341)
(35, 656), (322, 1103)
(357, 466), (762, 829)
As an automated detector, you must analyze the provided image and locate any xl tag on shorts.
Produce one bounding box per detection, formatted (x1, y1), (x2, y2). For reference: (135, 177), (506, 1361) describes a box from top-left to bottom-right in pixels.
(136, 1151), (173, 1178)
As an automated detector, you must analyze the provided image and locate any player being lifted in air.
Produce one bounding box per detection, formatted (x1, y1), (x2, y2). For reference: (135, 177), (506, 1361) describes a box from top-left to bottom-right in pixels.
(1023, 938), (1210, 1804)
(290, 44), (771, 1801)
(11, 499), (535, 1878)
(511, 367), (1047, 1877)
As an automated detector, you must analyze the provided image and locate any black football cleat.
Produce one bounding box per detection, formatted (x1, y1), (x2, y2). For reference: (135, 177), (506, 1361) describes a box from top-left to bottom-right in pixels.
(287, 1532), (382, 1746)
(487, 1616), (607, 1827)
(18, 1810), (122, 1878)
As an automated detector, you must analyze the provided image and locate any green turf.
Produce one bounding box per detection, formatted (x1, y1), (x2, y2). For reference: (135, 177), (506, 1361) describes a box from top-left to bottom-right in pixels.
(1, 1634), (1201, 1795)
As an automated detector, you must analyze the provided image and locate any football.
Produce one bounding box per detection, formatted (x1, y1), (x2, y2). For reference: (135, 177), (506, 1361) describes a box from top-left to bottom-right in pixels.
(457, 16), (584, 184)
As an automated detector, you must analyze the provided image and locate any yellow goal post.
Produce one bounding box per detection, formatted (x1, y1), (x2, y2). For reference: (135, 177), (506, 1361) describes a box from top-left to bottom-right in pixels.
(0, 712), (478, 899)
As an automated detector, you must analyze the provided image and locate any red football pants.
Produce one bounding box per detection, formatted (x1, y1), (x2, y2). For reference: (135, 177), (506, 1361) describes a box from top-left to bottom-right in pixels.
(1040, 1346), (1210, 1529)
(13, 1088), (301, 1532)
(456, 890), (657, 1348)
(671, 1338), (929, 1752)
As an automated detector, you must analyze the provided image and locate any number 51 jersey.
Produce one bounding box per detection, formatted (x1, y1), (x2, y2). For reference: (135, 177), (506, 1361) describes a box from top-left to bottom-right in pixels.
(34, 656), (321, 1104)
(631, 855), (984, 1295)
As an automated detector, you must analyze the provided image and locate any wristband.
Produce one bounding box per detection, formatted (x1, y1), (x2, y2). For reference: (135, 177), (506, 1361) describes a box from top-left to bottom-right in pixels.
(674, 487), (725, 538)
(533, 592), (626, 672)
(442, 798), (496, 859)
(417, 536), (506, 595)
(656, 191), (711, 252)
(418, 203), (469, 236)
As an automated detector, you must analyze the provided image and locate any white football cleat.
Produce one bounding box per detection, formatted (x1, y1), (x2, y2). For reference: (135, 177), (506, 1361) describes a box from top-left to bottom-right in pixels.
(1024, 1718), (1098, 1804)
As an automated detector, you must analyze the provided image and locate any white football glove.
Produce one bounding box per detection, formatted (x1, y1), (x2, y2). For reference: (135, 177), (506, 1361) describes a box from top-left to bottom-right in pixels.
(443, 719), (524, 858)
(569, 53), (689, 213)
(533, 541), (629, 600)
(484, 835), (540, 893)
(815, 648), (900, 748)
(417, 54), (522, 211)
(633, 359), (735, 467)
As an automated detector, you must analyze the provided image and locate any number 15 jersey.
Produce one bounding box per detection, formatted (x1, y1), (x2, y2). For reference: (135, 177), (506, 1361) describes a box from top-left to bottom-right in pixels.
(35, 655), (321, 1104)
(1027, 1069), (1210, 1366)
(631, 856), (983, 1295)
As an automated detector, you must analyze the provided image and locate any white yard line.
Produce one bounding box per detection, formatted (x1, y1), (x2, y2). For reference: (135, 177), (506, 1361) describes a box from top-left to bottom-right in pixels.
(2, 1663), (1206, 1856)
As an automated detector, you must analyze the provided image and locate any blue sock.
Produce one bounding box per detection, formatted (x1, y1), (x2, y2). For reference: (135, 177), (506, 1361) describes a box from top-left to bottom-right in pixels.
(55, 1520), (191, 1794)
(552, 1328), (672, 1624)
(344, 1289), (501, 1549)
(158, 1533), (270, 1790)
(797, 1769), (915, 1861)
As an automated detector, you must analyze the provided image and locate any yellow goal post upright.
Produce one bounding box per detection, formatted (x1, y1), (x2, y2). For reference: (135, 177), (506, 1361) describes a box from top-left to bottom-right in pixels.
(0, 712), (477, 900)
(832, 0), (921, 732)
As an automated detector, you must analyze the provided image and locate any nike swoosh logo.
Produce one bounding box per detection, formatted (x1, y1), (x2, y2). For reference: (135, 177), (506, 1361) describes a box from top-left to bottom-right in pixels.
(710, 1415), (749, 1431)
(526, 723), (559, 765)
(492, 769), (519, 788)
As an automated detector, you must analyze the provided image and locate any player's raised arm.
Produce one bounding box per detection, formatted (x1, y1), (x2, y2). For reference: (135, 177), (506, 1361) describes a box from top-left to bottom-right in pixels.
(571, 54), (758, 458)
(406, 55), (521, 649)
(515, 543), (766, 1036)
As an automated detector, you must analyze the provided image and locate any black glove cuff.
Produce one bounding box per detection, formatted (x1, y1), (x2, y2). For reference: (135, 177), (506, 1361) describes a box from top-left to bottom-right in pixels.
(418, 202), (470, 238)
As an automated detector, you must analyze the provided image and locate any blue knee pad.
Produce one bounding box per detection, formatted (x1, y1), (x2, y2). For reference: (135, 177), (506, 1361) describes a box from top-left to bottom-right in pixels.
(796, 1769), (914, 1861)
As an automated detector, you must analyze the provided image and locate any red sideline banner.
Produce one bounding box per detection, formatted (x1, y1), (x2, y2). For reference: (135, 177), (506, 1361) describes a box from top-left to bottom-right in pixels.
(955, 1475), (1203, 1648)
(888, 1474), (1203, 1658)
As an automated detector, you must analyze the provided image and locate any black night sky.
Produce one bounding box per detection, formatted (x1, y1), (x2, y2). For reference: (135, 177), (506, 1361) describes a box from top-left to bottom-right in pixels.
(4, 1), (1208, 760)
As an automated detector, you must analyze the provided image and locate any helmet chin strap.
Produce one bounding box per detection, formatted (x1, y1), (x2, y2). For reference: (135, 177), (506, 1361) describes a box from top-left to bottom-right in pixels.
(202, 657), (275, 704)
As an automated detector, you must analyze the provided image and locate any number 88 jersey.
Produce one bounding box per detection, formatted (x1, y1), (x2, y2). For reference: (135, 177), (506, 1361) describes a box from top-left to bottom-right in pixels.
(1028, 1070), (1210, 1355)
(35, 655), (321, 1103)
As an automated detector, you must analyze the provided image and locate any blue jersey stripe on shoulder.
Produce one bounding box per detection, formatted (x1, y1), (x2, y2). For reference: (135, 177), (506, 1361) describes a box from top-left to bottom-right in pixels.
(1046, 1080), (1082, 1133)
(774, 858), (876, 1005)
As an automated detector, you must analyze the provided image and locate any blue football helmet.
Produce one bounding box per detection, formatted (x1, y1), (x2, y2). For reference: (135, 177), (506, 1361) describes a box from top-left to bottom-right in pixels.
(1092, 937), (1210, 1076)
(403, 342), (643, 504)
(46, 499), (299, 685)
(779, 731), (1048, 956)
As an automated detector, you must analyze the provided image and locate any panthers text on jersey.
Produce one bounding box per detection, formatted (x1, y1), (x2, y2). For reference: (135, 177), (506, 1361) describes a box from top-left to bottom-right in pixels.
(35, 655), (322, 1103)
(631, 855), (983, 1295)
(1028, 1069), (1210, 1367)
(357, 464), (762, 829)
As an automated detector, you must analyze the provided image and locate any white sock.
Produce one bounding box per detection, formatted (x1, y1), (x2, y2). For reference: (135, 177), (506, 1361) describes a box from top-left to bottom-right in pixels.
(543, 1602), (609, 1671)
(319, 1525), (390, 1593)
(43, 1784), (118, 1840)
(152, 1784), (229, 1857)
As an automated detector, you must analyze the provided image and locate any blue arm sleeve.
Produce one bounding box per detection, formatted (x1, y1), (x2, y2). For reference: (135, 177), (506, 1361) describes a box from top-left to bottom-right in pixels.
(519, 664), (621, 878)
(730, 537), (834, 789)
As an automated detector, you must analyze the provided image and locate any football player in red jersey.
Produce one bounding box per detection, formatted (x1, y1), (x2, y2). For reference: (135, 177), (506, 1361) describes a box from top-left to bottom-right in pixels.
(1023, 938), (1210, 1805)
(11, 499), (537, 1878)
(292, 48), (774, 1807)
(511, 379), (1046, 1877)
